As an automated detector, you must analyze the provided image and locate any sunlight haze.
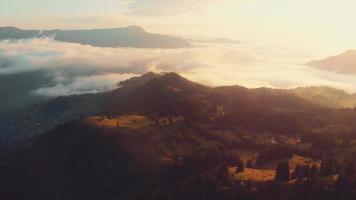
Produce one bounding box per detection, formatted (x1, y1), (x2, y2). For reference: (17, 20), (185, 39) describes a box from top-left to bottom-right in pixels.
(0, 0), (355, 92)
(0, 0), (355, 49)
(3, 2), (356, 199)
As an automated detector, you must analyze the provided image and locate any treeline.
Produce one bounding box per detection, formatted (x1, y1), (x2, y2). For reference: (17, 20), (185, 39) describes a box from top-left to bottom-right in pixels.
(134, 149), (356, 200)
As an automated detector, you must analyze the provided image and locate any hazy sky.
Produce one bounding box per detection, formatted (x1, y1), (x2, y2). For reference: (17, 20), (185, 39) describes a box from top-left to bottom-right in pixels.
(1, 0), (356, 51)
(1, 0), (356, 94)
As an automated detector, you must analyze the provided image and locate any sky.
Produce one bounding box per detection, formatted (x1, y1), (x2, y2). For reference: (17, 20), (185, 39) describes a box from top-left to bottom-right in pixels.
(1, 0), (356, 50)
(1, 0), (356, 95)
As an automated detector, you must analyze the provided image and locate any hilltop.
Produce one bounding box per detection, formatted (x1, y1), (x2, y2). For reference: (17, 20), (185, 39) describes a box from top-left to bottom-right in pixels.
(307, 49), (356, 74)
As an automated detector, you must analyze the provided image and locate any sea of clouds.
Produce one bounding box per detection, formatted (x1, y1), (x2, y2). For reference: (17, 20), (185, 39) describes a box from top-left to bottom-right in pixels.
(1, 37), (356, 98)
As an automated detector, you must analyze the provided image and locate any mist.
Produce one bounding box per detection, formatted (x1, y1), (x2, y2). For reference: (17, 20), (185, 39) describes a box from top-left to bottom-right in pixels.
(1, 37), (356, 99)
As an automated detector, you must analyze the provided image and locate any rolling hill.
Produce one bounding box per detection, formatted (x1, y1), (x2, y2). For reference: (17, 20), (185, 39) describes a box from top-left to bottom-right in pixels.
(287, 86), (356, 108)
(3, 72), (356, 144)
(307, 49), (356, 74)
(2, 72), (356, 199)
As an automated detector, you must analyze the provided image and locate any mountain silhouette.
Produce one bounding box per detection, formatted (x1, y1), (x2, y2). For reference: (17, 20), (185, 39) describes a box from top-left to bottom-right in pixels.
(0, 26), (190, 48)
(307, 50), (356, 74)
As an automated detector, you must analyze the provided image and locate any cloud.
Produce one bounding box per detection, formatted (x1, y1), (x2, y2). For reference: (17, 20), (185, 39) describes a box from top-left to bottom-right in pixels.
(1, 37), (356, 100)
(32, 73), (133, 97)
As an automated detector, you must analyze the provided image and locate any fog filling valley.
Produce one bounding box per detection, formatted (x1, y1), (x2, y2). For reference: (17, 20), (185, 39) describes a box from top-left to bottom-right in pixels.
(1, 37), (356, 99)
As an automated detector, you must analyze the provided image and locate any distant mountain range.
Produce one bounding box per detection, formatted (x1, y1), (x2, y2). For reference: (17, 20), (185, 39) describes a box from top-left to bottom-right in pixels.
(0, 26), (191, 48)
(307, 50), (356, 74)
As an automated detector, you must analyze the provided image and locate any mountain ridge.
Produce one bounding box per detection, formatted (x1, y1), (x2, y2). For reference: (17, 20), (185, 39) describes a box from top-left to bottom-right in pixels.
(307, 49), (356, 74)
(2, 73), (356, 200)
(286, 86), (356, 109)
(3, 72), (356, 146)
(3, 72), (355, 138)
(0, 26), (191, 48)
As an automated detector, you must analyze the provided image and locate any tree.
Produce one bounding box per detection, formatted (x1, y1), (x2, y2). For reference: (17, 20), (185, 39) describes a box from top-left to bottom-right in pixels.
(246, 160), (253, 168)
(293, 164), (303, 179)
(345, 162), (354, 176)
(217, 162), (229, 184)
(320, 157), (338, 177)
(236, 159), (244, 173)
(275, 162), (290, 181)
(309, 164), (319, 181)
(168, 117), (174, 125)
(304, 165), (311, 180)
(155, 119), (160, 126)
(226, 154), (236, 166)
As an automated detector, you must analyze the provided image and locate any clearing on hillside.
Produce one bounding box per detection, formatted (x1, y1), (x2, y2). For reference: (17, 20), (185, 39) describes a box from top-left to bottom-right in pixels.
(230, 167), (276, 182)
(289, 154), (322, 169)
(84, 115), (184, 130)
(84, 115), (152, 129)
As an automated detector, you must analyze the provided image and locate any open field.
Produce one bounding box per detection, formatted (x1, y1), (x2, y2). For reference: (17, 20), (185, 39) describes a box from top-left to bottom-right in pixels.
(231, 167), (276, 182)
(289, 154), (322, 169)
(84, 115), (152, 129)
(84, 115), (184, 130)
(229, 154), (321, 183)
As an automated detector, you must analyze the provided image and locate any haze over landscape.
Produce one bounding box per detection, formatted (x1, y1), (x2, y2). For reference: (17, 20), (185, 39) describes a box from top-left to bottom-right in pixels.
(2, 1), (356, 200)
(1, 0), (356, 94)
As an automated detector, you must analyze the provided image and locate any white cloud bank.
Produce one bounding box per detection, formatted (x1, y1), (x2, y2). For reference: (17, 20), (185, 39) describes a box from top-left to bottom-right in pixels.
(32, 73), (133, 97)
(1, 37), (356, 98)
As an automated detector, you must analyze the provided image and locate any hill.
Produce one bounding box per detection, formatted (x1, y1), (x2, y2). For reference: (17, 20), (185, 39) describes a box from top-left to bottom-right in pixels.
(0, 26), (191, 48)
(0, 114), (243, 199)
(307, 49), (356, 74)
(2, 73), (356, 199)
(0, 70), (52, 115)
(3, 72), (356, 147)
(287, 86), (356, 108)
